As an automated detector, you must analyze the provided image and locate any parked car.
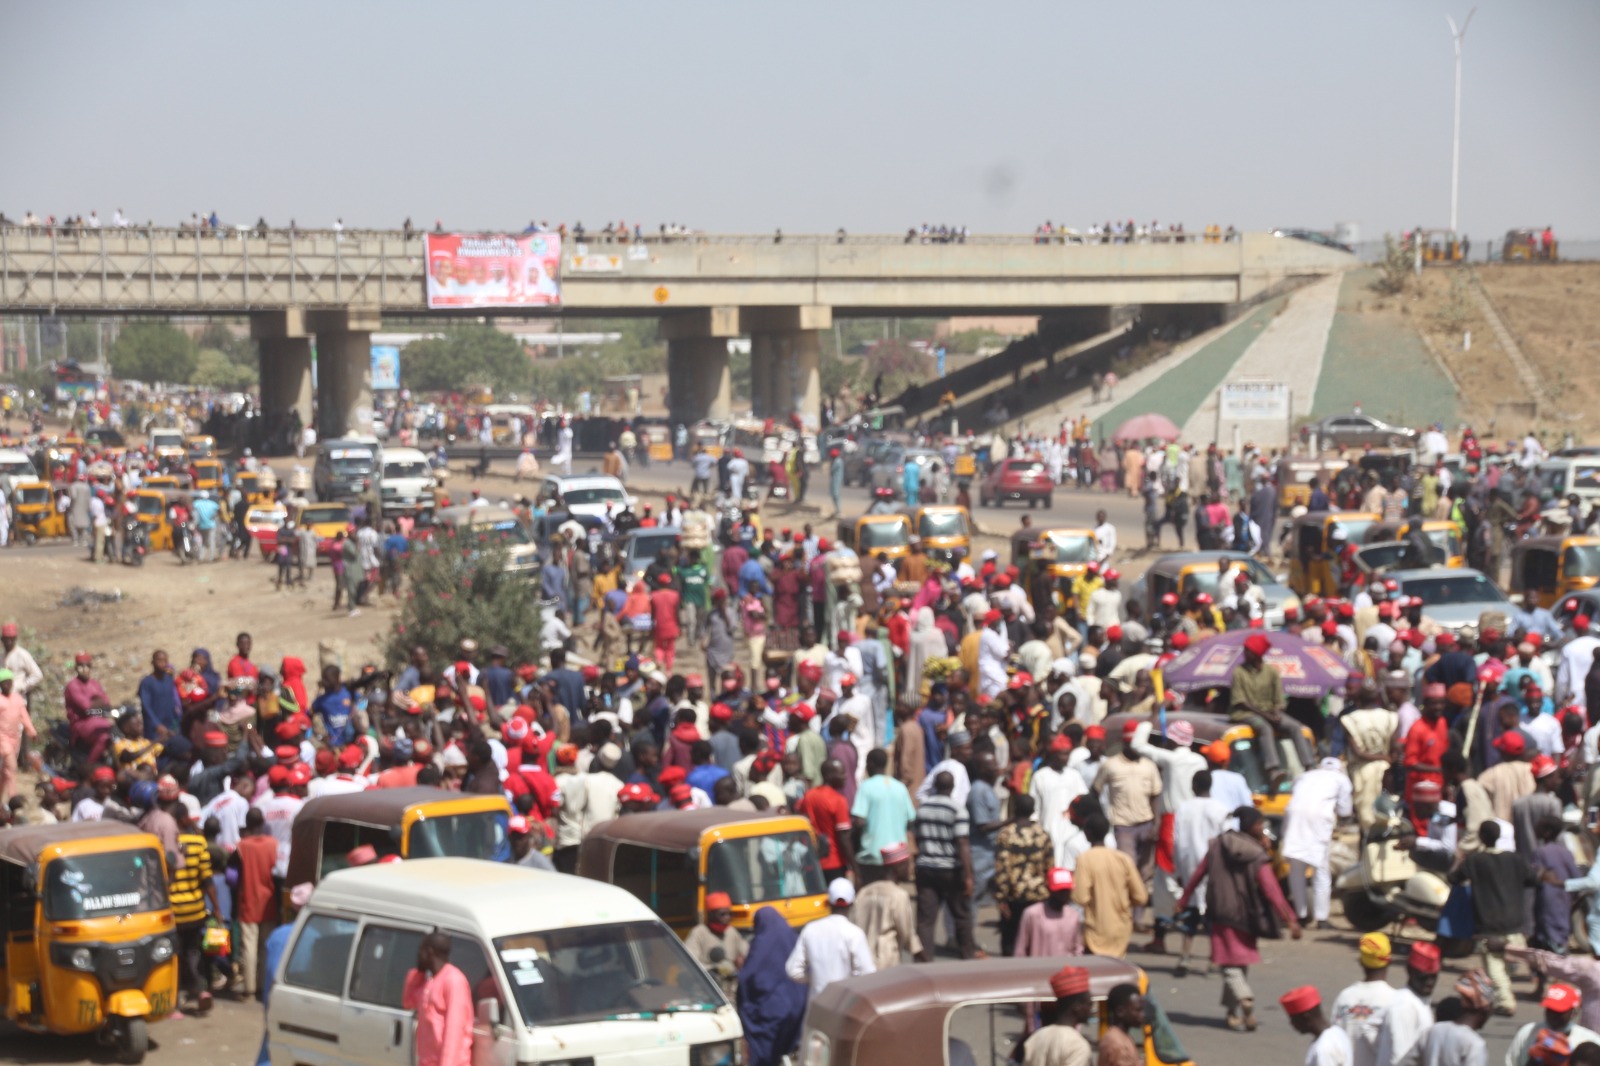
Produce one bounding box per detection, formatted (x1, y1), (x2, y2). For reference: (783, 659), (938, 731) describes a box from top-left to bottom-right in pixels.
(978, 457), (1053, 509)
(1389, 568), (1508, 633)
(1301, 413), (1417, 449)
(866, 444), (939, 497)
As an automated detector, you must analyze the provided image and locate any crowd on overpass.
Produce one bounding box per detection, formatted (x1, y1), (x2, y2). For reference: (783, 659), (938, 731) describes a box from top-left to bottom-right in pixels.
(1033, 220), (1239, 244)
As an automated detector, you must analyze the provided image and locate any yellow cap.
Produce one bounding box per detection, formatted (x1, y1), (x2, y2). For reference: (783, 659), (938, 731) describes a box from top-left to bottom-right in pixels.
(1359, 932), (1392, 968)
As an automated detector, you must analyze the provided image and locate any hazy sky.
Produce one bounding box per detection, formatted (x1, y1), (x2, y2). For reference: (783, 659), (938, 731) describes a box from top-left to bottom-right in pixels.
(3, 1), (1595, 240)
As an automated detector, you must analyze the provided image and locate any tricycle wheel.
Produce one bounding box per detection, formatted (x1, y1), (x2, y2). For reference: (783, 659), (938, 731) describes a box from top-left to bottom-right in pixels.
(115, 1017), (148, 1064)
(22, 530), (37, 546)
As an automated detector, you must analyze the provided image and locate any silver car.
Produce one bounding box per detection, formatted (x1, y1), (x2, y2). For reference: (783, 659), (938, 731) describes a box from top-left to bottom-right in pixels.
(1302, 413), (1418, 449)
(1389, 568), (1508, 633)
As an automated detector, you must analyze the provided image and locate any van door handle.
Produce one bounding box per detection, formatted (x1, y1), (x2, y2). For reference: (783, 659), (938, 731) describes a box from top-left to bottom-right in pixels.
(393, 1019), (403, 1045)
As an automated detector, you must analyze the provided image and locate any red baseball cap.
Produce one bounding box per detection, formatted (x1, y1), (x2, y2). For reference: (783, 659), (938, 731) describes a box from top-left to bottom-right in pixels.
(1545, 983), (1582, 1012)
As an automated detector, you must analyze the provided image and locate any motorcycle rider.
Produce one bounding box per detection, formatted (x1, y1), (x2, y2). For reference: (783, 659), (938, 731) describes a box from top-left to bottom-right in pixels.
(866, 486), (897, 516)
(1394, 779), (1457, 868)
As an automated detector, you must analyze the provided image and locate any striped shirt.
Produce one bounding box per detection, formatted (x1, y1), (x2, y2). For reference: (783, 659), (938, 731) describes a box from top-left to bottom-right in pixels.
(169, 833), (212, 925)
(912, 795), (969, 872)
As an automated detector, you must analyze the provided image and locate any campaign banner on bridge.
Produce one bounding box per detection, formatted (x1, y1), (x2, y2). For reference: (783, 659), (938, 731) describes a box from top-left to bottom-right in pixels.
(423, 232), (562, 309)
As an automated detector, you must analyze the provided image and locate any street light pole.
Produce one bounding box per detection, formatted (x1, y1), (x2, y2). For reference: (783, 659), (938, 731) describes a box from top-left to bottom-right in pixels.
(1447, 8), (1476, 237)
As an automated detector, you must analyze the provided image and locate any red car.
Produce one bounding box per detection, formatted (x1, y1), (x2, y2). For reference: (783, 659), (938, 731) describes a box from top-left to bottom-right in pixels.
(979, 457), (1054, 508)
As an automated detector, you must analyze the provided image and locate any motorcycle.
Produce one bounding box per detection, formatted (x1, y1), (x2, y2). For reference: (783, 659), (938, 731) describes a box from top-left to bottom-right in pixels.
(174, 519), (197, 565)
(121, 516), (147, 567)
(1334, 799), (1452, 939)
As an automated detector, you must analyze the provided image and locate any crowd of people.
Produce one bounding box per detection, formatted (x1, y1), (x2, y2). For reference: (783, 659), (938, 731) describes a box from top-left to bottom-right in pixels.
(5, 445), (1600, 1063)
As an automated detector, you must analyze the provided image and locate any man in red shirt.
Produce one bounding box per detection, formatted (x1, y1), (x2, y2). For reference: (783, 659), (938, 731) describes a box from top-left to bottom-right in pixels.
(649, 573), (682, 671)
(234, 805), (280, 997)
(1402, 682), (1451, 830)
(795, 758), (857, 880)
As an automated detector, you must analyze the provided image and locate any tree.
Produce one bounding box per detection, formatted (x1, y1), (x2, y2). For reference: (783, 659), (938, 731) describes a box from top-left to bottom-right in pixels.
(382, 533), (544, 669)
(109, 321), (198, 384)
(197, 321), (259, 367)
(191, 349), (259, 390)
(401, 325), (530, 393)
(1372, 234), (1413, 297)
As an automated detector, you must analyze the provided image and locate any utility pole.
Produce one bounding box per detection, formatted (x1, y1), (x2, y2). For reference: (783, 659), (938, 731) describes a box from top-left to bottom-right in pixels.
(1447, 8), (1476, 237)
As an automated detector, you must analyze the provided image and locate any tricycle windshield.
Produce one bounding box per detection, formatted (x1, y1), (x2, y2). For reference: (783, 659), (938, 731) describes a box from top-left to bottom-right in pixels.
(859, 522), (908, 549)
(495, 919), (724, 1027)
(406, 809), (511, 863)
(43, 848), (169, 921)
(920, 512), (968, 539)
(1565, 544), (1600, 580)
(1044, 532), (1094, 563)
(136, 496), (166, 517)
(705, 830), (826, 904)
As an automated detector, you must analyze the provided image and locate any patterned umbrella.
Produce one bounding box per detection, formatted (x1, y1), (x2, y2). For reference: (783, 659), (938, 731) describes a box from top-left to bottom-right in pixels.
(1159, 628), (1350, 699)
(1111, 413), (1181, 443)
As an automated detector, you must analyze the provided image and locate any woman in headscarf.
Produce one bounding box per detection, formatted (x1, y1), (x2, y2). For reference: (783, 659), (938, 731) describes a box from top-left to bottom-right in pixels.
(905, 606), (948, 703)
(769, 552), (806, 657)
(737, 906), (807, 1066)
(279, 656), (310, 716)
(191, 648), (221, 698)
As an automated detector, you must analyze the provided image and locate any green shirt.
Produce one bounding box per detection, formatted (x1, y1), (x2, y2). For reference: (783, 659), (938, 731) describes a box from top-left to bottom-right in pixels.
(679, 563), (709, 609)
(1228, 661), (1285, 716)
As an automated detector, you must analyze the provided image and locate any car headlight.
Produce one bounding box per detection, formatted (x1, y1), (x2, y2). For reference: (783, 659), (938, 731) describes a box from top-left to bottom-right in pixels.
(691, 1041), (740, 1066)
(150, 936), (174, 963)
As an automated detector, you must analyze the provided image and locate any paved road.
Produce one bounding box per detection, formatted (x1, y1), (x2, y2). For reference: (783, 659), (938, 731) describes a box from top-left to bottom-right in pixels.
(616, 459), (1150, 546)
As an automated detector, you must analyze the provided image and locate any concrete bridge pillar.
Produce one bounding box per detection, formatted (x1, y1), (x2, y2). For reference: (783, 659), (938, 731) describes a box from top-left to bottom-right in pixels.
(307, 308), (381, 440)
(660, 308), (737, 426)
(746, 306), (830, 428)
(251, 309), (313, 454)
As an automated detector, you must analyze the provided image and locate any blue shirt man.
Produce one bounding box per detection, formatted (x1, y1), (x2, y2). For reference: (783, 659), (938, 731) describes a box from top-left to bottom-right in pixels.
(192, 495), (220, 531)
(311, 686), (354, 748)
(1513, 605), (1563, 643)
(139, 665), (181, 739)
(687, 761), (729, 797)
(383, 531), (409, 562)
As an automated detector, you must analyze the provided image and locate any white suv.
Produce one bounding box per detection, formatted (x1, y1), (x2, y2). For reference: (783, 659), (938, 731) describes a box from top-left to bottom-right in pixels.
(535, 474), (632, 520)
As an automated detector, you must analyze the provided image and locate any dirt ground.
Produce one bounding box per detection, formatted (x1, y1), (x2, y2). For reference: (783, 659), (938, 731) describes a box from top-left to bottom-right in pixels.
(1405, 261), (1600, 441)
(1475, 262), (1600, 437)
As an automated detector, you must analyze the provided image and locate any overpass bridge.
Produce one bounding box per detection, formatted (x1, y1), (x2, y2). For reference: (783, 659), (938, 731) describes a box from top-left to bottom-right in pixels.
(0, 227), (1354, 439)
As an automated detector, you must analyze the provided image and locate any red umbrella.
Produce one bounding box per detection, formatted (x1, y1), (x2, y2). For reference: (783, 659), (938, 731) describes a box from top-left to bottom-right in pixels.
(1112, 413), (1181, 443)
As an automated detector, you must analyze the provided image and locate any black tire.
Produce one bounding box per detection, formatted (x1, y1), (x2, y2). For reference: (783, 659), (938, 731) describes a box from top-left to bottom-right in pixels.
(22, 530), (37, 546)
(1339, 891), (1392, 933)
(1044, 495), (1054, 509)
(116, 1017), (148, 1064)
(992, 497), (1002, 508)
